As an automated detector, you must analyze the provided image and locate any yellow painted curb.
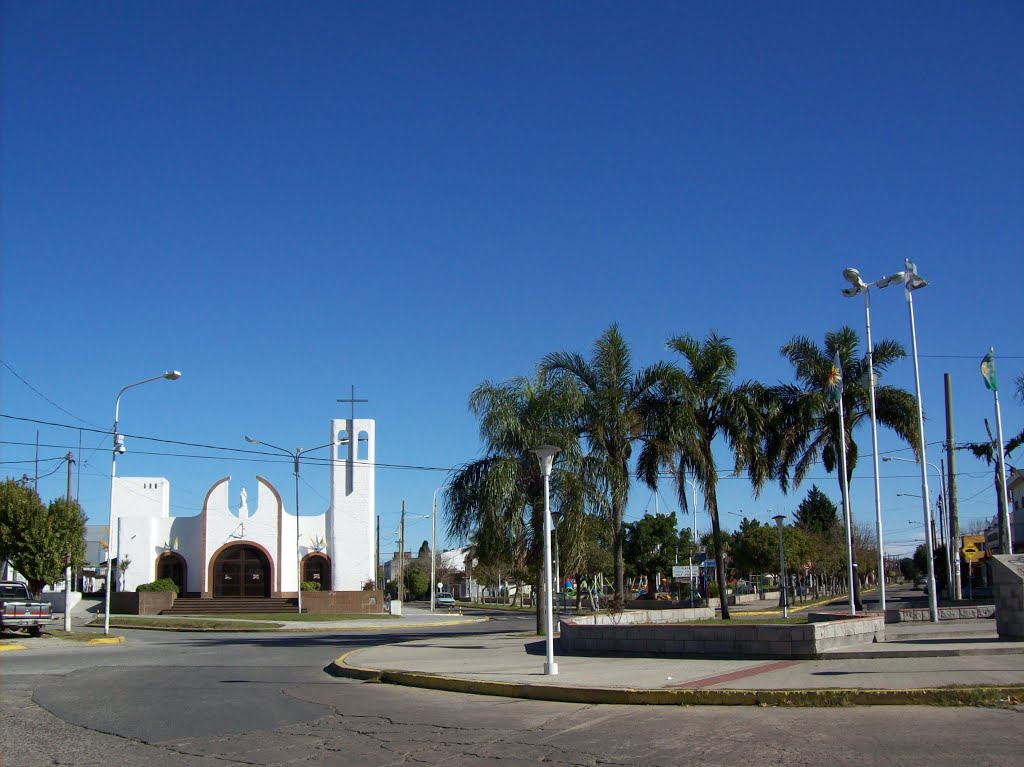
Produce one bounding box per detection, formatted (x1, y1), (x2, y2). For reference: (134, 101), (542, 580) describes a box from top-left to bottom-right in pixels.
(0, 643), (28, 652)
(326, 650), (1024, 707)
(86, 636), (125, 645)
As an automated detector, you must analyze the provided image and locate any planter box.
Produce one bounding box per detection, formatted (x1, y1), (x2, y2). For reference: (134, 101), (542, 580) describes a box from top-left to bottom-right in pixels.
(110, 591), (176, 615)
(302, 590), (385, 614)
(560, 614), (884, 659)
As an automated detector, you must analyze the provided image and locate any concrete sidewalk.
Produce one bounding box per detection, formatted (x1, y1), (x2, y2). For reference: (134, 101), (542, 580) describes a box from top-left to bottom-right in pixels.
(328, 618), (1024, 706)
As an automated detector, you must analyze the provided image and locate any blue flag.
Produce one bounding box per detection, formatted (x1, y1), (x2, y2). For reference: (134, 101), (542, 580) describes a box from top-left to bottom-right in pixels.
(827, 351), (843, 402)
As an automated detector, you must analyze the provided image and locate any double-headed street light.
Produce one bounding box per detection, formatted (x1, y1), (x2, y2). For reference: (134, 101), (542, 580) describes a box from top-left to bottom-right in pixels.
(245, 435), (342, 614)
(104, 370), (182, 636)
(531, 445), (559, 676)
(841, 267), (903, 611)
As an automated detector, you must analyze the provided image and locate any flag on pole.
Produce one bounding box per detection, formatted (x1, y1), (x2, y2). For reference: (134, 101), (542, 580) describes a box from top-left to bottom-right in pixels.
(827, 351), (843, 402)
(980, 348), (998, 391)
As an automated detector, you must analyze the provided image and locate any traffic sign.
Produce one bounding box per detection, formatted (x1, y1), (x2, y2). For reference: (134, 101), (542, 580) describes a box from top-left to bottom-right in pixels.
(672, 565), (699, 578)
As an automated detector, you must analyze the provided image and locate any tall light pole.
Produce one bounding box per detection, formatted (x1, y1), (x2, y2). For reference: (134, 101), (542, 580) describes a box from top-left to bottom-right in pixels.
(430, 485), (447, 612)
(531, 445), (559, 676)
(773, 514), (788, 618)
(684, 478), (699, 602)
(245, 436), (341, 614)
(104, 370), (182, 636)
(885, 260), (938, 622)
(842, 267), (903, 611)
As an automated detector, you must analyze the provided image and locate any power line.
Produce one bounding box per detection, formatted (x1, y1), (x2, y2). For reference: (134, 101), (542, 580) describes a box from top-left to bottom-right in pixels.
(0, 360), (105, 429)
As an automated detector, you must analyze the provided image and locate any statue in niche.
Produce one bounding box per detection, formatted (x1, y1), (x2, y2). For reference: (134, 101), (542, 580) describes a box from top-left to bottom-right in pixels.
(239, 487), (249, 518)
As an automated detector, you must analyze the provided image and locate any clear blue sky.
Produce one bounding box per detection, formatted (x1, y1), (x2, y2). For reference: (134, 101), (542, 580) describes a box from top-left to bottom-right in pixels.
(2, 2), (1021, 560)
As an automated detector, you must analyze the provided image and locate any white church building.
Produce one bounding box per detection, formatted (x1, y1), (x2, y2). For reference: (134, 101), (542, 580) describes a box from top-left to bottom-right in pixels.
(109, 417), (375, 597)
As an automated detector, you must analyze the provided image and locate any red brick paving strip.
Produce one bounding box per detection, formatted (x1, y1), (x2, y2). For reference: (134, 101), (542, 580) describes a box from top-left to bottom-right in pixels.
(672, 660), (801, 689)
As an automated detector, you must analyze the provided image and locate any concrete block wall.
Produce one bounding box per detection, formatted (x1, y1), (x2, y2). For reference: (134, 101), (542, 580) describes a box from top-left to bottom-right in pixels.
(559, 615), (884, 659)
(991, 554), (1024, 640)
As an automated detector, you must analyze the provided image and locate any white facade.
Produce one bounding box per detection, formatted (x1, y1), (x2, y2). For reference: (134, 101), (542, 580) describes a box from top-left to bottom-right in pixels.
(108, 418), (376, 596)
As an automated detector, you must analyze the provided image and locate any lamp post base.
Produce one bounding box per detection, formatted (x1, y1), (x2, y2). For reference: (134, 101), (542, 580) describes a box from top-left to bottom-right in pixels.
(544, 661), (559, 676)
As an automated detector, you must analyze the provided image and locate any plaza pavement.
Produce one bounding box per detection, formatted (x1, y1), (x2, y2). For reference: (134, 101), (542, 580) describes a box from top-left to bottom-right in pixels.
(326, 597), (1024, 706)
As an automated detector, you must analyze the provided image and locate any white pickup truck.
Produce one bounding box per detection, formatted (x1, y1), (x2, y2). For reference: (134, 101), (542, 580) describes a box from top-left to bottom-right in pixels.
(0, 581), (54, 637)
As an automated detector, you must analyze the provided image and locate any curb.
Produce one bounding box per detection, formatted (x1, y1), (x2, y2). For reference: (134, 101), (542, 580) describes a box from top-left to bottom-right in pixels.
(90, 617), (488, 633)
(326, 650), (1024, 707)
(0, 643), (28, 652)
(86, 636), (126, 645)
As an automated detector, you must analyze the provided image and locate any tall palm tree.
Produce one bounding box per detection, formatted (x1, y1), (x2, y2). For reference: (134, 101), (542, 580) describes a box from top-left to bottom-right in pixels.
(445, 374), (595, 631)
(541, 323), (673, 600)
(771, 326), (920, 607)
(637, 331), (770, 620)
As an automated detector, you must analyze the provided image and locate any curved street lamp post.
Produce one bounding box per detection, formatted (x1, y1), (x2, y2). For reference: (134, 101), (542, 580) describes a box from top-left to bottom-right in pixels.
(104, 371), (182, 636)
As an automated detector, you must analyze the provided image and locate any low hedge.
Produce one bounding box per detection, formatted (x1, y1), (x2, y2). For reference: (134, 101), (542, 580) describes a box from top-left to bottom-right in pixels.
(136, 578), (180, 593)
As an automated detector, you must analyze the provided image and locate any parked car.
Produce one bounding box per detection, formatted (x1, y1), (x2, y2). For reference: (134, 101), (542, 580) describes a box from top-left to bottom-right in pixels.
(435, 592), (456, 607)
(912, 577), (925, 590)
(0, 581), (54, 637)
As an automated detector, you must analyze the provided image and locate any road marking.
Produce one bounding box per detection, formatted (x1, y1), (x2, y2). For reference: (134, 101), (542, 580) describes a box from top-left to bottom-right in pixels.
(0, 643), (28, 652)
(86, 636), (125, 645)
(672, 660), (801, 689)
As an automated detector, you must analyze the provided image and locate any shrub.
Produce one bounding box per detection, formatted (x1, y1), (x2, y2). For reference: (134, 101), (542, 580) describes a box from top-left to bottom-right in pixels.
(300, 580), (321, 591)
(362, 578), (376, 591)
(136, 578), (179, 593)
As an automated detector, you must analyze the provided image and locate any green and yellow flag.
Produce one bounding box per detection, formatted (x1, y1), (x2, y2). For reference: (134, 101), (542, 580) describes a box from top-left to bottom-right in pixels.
(827, 351), (843, 402)
(981, 348), (998, 391)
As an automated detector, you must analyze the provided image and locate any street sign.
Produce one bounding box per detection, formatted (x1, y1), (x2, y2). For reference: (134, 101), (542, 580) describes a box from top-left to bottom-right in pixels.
(672, 565), (699, 578)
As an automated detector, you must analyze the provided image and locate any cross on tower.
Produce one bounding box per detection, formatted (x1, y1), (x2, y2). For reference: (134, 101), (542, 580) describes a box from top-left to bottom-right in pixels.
(337, 385), (369, 421)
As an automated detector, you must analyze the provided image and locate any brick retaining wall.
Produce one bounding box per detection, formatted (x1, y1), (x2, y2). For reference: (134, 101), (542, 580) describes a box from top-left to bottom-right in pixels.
(302, 590), (384, 614)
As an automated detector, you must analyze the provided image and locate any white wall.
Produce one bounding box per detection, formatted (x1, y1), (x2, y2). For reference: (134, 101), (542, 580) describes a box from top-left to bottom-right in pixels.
(328, 418), (375, 590)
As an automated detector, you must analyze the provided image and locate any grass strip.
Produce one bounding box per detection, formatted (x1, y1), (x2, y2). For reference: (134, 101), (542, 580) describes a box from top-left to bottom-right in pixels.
(88, 616), (283, 631)
(176, 612), (396, 621)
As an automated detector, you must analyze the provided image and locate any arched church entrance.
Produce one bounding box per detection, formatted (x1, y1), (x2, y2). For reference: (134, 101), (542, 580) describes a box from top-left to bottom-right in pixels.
(301, 553), (331, 591)
(212, 544), (271, 597)
(155, 552), (187, 594)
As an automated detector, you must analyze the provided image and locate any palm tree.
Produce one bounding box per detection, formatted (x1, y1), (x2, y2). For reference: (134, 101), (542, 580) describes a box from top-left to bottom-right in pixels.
(771, 326), (920, 608)
(636, 331), (770, 620)
(444, 374), (594, 631)
(541, 324), (673, 601)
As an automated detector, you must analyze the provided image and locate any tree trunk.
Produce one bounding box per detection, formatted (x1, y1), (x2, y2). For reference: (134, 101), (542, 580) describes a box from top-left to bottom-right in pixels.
(613, 500), (625, 600)
(707, 492), (731, 619)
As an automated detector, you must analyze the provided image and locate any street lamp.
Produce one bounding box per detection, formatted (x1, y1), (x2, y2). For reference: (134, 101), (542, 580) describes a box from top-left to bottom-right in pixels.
(842, 267), (903, 611)
(531, 444), (559, 676)
(104, 370), (182, 636)
(245, 435), (342, 614)
(684, 478), (699, 602)
(773, 514), (788, 618)
(883, 260), (938, 622)
(884, 455), (953, 597)
(430, 485), (448, 613)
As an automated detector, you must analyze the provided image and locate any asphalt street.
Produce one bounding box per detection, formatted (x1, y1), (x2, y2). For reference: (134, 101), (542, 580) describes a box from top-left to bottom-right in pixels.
(2, 608), (1022, 766)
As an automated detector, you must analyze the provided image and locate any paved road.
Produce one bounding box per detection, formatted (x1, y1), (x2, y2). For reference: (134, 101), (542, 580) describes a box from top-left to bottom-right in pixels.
(2, 609), (1022, 766)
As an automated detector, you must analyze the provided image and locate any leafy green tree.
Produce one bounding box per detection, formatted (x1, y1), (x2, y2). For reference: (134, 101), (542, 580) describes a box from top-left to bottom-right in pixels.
(793, 485), (839, 536)
(404, 567), (429, 600)
(445, 374), (593, 630)
(771, 327), (919, 609)
(731, 520), (813, 577)
(899, 557), (918, 580)
(0, 481), (87, 596)
(637, 332), (770, 619)
(541, 323), (672, 601)
(622, 512), (679, 598)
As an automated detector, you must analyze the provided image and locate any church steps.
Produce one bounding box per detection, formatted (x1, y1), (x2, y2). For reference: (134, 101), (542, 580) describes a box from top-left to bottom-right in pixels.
(162, 597), (302, 615)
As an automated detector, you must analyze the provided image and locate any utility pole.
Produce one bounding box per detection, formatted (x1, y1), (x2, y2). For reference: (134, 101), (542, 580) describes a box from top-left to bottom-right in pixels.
(944, 373), (962, 600)
(399, 501), (405, 603)
(64, 452), (74, 633)
(375, 516), (380, 591)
